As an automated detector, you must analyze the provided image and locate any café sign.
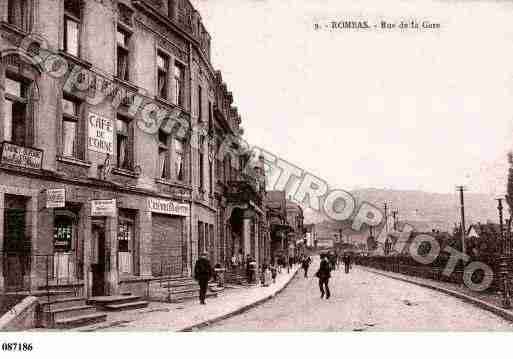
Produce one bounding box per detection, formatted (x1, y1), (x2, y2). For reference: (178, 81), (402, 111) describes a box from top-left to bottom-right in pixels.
(88, 113), (114, 155)
(46, 189), (66, 208)
(1, 142), (43, 170)
(91, 199), (117, 217)
(148, 198), (189, 216)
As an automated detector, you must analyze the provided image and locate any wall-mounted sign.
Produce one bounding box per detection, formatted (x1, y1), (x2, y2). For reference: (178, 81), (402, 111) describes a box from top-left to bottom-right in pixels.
(91, 199), (117, 217)
(148, 198), (189, 216)
(88, 113), (113, 154)
(1, 142), (43, 170)
(47, 189), (66, 208)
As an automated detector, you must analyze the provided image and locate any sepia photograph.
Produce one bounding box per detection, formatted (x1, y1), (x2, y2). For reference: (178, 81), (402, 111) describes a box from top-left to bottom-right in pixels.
(0, 0), (513, 357)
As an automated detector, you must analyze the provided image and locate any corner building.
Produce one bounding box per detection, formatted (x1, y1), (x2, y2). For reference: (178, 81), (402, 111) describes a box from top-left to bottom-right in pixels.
(0, 0), (268, 298)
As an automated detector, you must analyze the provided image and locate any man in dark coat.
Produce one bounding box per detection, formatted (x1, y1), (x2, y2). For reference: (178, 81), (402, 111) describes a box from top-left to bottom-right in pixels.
(194, 252), (212, 304)
(302, 256), (312, 278)
(316, 254), (332, 299)
(343, 252), (352, 274)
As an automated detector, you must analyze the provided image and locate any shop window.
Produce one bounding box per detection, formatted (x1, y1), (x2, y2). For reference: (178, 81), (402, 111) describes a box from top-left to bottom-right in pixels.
(53, 212), (78, 281)
(61, 95), (82, 158)
(4, 76), (28, 146)
(64, 0), (81, 57)
(118, 213), (134, 275)
(116, 27), (131, 81)
(116, 114), (133, 170)
(174, 138), (184, 181)
(157, 51), (169, 99)
(173, 62), (185, 107)
(158, 130), (170, 179)
(7, 0), (30, 31)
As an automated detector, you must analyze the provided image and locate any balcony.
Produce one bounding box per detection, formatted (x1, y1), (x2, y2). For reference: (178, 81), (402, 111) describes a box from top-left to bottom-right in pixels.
(225, 172), (264, 209)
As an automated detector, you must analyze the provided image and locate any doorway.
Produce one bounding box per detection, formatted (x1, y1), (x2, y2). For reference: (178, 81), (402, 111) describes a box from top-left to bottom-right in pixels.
(91, 222), (107, 296)
(3, 195), (29, 291)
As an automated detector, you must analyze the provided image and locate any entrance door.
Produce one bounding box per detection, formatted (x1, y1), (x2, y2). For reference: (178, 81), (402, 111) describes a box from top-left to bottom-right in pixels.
(3, 208), (28, 291)
(91, 224), (106, 296)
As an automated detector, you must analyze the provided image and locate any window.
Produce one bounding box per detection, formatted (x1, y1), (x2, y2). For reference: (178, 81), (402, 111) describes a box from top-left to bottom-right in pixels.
(61, 96), (81, 158)
(116, 114), (132, 170)
(7, 0), (29, 31)
(209, 144), (213, 194)
(198, 221), (204, 255)
(174, 138), (185, 181)
(54, 217), (73, 253)
(208, 101), (213, 131)
(117, 27), (130, 81)
(197, 86), (202, 122)
(173, 62), (184, 107)
(158, 130), (170, 179)
(118, 213), (134, 275)
(4, 76), (28, 146)
(198, 136), (204, 190)
(64, 0), (81, 57)
(157, 52), (169, 99)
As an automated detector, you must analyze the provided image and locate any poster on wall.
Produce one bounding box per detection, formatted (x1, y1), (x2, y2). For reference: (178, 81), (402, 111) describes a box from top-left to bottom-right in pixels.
(91, 199), (117, 217)
(46, 188), (66, 208)
(88, 112), (114, 155)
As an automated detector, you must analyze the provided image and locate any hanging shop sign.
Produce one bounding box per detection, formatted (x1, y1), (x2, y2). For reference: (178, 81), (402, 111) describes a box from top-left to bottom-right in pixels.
(46, 189), (66, 208)
(91, 199), (117, 217)
(148, 198), (189, 216)
(88, 113), (114, 155)
(0, 142), (43, 170)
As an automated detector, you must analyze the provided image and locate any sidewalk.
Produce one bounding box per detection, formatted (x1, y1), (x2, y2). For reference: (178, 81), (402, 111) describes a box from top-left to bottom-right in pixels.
(77, 265), (300, 331)
(361, 266), (513, 323)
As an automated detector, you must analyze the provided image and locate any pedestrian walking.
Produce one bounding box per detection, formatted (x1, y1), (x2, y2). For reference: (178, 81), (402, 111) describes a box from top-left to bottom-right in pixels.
(328, 252), (336, 271)
(343, 253), (351, 274)
(194, 251), (213, 305)
(302, 256), (312, 278)
(270, 264), (277, 283)
(315, 254), (331, 299)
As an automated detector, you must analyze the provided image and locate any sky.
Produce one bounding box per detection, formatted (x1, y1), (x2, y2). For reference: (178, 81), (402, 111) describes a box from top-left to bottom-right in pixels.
(191, 0), (513, 195)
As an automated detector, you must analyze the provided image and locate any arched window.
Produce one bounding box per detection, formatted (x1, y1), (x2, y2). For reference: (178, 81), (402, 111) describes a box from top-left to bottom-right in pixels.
(1, 54), (40, 147)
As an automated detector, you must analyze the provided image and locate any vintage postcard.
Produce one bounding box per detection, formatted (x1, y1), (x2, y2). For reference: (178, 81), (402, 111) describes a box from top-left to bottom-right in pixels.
(0, 0), (512, 357)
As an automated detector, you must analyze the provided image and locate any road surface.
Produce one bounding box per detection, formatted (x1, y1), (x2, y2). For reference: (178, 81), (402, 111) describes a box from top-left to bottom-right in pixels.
(204, 260), (513, 331)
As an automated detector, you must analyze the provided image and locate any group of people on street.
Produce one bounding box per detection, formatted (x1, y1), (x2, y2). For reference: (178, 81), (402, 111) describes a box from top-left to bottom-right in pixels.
(193, 249), (355, 305)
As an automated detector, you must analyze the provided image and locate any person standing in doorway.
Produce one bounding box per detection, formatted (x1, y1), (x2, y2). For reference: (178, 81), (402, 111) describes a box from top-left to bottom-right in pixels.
(316, 254), (332, 299)
(194, 251), (212, 305)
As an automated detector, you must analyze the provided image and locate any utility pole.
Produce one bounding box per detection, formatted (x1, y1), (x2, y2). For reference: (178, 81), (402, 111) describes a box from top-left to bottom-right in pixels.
(384, 202), (388, 233)
(392, 210), (398, 231)
(456, 186), (467, 254)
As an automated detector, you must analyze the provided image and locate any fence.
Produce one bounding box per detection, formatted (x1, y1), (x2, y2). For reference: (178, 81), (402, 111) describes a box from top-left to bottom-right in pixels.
(1, 251), (83, 294)
(355, 255), (502, 292)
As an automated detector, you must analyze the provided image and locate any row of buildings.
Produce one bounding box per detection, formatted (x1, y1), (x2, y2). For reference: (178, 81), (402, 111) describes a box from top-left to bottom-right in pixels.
(0, 0), (304, 298)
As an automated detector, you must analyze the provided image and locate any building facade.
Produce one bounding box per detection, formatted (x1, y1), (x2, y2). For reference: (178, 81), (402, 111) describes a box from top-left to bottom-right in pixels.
(0, 0), (268, 297)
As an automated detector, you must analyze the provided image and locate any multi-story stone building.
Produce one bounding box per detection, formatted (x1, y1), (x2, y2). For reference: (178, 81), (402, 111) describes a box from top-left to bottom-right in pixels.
(0, 0), (268, 298)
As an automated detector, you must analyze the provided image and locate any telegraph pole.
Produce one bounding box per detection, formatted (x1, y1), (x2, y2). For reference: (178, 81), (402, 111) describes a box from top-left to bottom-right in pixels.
(384, 202), (388, 233)
(392, 210), (398, 231)
(456, 186), (467, 254)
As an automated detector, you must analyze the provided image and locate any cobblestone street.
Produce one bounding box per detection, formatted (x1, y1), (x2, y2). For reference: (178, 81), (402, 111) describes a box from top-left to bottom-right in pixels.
(204, 263), (513, 331)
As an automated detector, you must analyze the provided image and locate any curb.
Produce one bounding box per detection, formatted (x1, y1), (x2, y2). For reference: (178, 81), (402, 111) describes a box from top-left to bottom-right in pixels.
(178, 267), (300, 332)
(361, 267), (513, 323)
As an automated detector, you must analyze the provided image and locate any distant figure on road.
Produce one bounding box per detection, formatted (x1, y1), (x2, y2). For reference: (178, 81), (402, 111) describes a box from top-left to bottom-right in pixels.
(194, 251), (213, 305)
(343, 253), (352, 274)
(316, 254), (332, 299)
(328, 252), (337, 271)
(302, 256), (312, 278)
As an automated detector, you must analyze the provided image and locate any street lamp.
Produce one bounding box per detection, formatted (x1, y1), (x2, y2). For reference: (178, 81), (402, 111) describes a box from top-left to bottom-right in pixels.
(496, 198), (511, 309)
